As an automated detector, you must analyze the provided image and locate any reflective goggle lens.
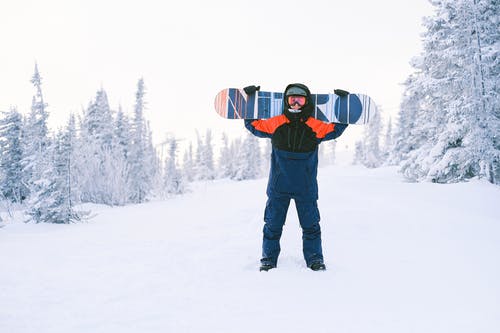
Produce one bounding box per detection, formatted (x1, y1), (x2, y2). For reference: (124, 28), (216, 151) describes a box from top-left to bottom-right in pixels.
(287, 95), (306, 106)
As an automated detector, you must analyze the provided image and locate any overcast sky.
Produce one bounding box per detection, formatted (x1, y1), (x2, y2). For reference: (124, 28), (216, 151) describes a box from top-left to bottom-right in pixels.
(0, 0), (434, 147)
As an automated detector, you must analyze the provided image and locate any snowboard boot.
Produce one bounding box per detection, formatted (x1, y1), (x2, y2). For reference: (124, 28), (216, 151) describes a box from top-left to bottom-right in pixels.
(309, 262), (326, 271)
(259, 263), (276, 272)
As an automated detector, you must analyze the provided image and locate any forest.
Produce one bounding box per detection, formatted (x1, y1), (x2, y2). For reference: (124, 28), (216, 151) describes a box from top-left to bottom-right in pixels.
(0, 0), (498, 223)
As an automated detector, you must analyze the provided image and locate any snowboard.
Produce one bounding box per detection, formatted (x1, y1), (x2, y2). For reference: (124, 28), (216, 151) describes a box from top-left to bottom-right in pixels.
(214, 88), (377, 125)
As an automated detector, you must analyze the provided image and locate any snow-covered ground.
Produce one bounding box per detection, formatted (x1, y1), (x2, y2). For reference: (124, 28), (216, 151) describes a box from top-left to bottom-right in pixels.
(1, 159), (499, 333)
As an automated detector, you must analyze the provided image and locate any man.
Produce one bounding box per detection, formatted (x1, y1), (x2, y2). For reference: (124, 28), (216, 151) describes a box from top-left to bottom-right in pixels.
(244, 83), (349, 271)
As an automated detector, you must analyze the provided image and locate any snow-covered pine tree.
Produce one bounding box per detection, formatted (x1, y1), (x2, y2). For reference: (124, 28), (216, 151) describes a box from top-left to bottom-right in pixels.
(22, 63), (51, 202)
(64, 114), (81, 204)
(228, 137), (242, 178)
(479, 0), (500, 183)
(0, 107), (27, 202)
(163, 138), (186, 195)
(115, 105), (131, 160)
(79, 90), (108, 203)
(383, 117), (393, 164)
(128, 78), (154, 202)
(425, 0), (499, 183)
(393, 73), (431, 177)
(204, 129), (215, 180)
(218, 132), (233, 179)
(27, 139), (57, 223)
(397, 0), (499, 184)
(144, 121), (161, 195)
(71, 111), (92, 204)
(232, 132), (261, 180)
(28, 126), (86, 224)
(79, 88), (129, 205)
(182, 142), (195, 182)
(83, 88), (115, 149)
(100, 146), (131, 206)
(391, 76), (417, 165)
(194, 132), (203, 179)
(396, 3), (463, 181)
(195, 129), (215, 180)
(28, 63), (49, 144)
(360, 105), (384, 168)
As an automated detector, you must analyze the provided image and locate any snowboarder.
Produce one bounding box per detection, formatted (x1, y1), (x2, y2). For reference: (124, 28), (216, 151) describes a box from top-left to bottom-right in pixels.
(244, 83), (349, 271)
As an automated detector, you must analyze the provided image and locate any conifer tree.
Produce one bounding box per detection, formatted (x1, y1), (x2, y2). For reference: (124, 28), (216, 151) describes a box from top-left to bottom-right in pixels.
(218, 132), (233, 178)
(182, 142), (195, 182)
(233, 133), (261, 180)
(360, 106), (383, 168)
(128, 78), (153, 202)
(22, 63), (51, 202)
(83, 88), (115, 149)
(195, 129), (215, 180)
(383, 117), (393, 163)
(396, 0), (499, 183)
(144, 121), (161, 195)
(80, 87), (136, 205)
(115, 105), (131, 160)
(0, 108), (27, 202)
(79, 88), (120, 204)
(65, 114), (81, 204)
(392, 74), (427, 173)
(28, 128), (86, 223)
(229, 137), (242, 178)
(163, 138), (186, 195)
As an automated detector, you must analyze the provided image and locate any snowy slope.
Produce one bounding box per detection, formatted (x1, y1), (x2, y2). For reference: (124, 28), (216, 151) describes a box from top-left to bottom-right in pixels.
(1, 163), (499, 333)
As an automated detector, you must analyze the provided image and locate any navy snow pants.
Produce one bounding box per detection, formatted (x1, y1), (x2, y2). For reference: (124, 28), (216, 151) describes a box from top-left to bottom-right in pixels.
(262, 194), (323, 267)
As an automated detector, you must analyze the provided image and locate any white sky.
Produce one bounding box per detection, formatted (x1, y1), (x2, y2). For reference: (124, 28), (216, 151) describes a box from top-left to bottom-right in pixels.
(0, 0), (434, 148)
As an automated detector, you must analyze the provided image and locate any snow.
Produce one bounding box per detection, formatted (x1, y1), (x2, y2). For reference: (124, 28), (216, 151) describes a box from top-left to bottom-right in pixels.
(1, 156), (499, 333)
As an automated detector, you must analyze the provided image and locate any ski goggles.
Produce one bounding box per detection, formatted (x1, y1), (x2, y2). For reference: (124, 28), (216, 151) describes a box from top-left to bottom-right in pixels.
(287, 95), (307, 107)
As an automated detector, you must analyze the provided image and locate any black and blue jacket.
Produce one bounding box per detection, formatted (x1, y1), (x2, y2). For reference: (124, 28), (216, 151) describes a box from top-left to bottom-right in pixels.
(245, 83), (348, 200)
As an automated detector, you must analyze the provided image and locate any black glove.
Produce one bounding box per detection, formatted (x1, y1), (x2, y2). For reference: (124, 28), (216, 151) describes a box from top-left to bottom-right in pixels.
(334, 89), (349, 97)
(243, 85), (260, 95)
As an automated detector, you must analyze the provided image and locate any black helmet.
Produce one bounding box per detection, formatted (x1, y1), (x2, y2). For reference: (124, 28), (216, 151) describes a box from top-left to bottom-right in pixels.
(283, 83), (313, 121)
(285, 86), (308, 97)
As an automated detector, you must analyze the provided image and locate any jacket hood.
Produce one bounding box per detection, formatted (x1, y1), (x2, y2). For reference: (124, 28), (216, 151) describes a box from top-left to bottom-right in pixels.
(283, 83), (313, 121)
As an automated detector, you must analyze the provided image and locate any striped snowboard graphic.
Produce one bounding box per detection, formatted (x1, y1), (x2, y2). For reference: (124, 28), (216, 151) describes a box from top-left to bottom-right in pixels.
(214, 88), (376, 125)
